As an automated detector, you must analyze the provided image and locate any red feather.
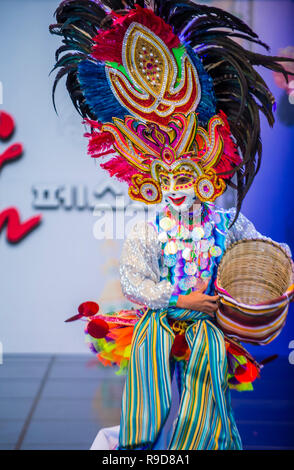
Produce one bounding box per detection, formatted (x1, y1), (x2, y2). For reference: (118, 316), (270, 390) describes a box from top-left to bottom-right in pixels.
(91, 5), (180, 64)
(84, 121), (143, 185)
(212, 110), (242, 179)
(101, 155), (145, 185)
(86, 130), (115, 158)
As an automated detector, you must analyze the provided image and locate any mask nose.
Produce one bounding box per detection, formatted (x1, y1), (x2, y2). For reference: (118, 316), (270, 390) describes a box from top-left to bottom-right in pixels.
(170, 179), (176, 193)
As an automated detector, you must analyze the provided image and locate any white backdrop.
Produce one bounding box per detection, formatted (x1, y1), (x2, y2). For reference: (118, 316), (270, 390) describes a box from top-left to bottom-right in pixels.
(0, 0), (133, 353)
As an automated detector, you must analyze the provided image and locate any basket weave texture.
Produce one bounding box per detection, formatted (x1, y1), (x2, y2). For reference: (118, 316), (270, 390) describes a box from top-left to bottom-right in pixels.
(215, 239), (293, 344)
(217, 239), (292, 305)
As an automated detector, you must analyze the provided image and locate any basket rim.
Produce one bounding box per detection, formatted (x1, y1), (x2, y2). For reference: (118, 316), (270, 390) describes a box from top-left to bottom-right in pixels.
(217, 238), (292, 277)
(216, 238), (293, 305)
(220, 237), (291, 263)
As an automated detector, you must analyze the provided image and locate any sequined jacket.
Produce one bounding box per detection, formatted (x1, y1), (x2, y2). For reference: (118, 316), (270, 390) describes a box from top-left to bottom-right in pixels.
(119, 206), (292, 310)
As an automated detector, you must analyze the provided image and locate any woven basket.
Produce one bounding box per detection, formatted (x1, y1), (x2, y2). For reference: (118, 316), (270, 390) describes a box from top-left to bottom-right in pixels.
(215, 239), (294, 345)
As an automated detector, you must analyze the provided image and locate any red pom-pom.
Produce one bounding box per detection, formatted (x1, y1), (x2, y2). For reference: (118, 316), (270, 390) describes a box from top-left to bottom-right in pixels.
(78, 301), (99, 317)
(87, 318), (109, 339)
(171, 334), (188, 358)
(0, 111), (15, 139)
(235, 361), (258, 383)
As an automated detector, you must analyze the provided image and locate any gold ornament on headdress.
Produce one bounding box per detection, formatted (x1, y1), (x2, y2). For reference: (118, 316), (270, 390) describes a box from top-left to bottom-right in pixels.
(106, 23), (201, 127)
(103, 112), (227, 204)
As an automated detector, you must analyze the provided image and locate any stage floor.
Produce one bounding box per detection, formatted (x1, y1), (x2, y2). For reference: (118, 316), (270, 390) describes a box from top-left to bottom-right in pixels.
(0, 354), (293, 450)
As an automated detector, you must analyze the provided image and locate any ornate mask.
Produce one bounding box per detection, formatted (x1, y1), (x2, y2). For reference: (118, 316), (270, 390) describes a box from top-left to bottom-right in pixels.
(61, 5), (242, 205)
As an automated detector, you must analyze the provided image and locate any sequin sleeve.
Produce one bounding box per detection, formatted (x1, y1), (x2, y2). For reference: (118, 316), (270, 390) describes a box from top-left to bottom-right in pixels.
(119, 221), (175, 310)
(225, 208), (293, 260)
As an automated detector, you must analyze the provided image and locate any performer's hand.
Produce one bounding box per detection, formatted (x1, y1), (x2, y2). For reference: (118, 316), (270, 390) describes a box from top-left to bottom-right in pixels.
(176, 281), (219, 317)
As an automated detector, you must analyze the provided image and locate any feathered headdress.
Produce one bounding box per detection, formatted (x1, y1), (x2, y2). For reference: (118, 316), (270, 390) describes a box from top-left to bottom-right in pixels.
(50, 0), (293, 220)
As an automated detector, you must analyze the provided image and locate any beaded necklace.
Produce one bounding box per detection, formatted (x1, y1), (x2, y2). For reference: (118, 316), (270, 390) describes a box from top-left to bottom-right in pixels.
(157, 203), (224, 294)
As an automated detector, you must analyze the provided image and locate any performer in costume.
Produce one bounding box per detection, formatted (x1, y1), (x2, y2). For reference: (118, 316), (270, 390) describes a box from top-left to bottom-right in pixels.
(50, 0), (294, 450)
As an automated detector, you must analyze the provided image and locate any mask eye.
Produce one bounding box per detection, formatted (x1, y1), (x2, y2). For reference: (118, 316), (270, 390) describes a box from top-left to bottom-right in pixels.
(160, 176), (170, 186)
(176, 176), (192, 185)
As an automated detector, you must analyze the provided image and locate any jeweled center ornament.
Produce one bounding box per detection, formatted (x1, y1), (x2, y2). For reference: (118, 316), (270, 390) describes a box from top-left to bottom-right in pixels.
(106, 22), (201, 126)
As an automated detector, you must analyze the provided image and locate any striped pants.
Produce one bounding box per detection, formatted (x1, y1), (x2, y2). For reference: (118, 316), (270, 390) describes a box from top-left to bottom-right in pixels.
(118, 308), (242, 450)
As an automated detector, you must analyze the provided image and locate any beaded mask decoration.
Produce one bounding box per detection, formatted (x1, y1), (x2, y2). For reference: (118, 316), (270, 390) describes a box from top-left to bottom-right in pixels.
(51, 1), (293, 218)
(98, 111), (237, 204)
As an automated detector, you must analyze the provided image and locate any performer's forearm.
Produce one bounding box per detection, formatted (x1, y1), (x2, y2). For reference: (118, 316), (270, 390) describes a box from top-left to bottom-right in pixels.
(175, 285), (219, 317)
